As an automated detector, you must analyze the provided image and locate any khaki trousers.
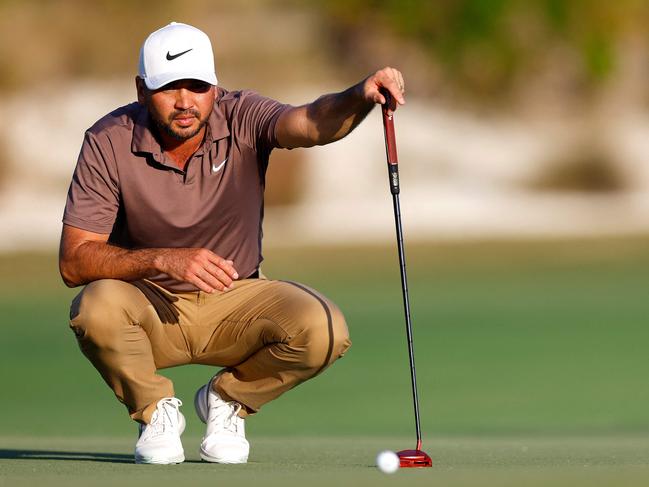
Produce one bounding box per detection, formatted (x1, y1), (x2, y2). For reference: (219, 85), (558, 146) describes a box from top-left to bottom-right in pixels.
(69, 277), (351, 424)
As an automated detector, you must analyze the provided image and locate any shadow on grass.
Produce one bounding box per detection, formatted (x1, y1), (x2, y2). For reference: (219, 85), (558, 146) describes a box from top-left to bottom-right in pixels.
(0, 449), (204, 464)
(0, 449), (134, 464)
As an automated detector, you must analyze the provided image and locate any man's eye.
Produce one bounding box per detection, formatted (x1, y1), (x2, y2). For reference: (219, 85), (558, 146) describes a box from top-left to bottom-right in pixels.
(190, 82), (211, 93)
(155, 80), (210, 94)
(157, 82), (180, 93)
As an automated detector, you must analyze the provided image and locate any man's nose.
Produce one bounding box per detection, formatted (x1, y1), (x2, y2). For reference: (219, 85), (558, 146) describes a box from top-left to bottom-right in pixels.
(174, 89), (193, 110)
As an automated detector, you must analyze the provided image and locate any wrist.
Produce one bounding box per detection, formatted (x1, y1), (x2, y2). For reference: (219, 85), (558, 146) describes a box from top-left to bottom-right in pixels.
(352, 79), (372, 107)
(142, 249), (166, 276)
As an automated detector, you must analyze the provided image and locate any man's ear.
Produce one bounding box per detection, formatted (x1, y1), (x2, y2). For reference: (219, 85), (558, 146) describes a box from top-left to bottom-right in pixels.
(135, 76), (147, 104)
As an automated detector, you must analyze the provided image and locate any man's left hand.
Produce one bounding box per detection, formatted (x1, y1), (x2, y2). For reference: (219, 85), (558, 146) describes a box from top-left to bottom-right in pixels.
(362, 67), (406, 114)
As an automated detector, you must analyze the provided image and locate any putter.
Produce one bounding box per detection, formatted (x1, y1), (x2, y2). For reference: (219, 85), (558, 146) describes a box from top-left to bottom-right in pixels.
(381, 90), (432, 468)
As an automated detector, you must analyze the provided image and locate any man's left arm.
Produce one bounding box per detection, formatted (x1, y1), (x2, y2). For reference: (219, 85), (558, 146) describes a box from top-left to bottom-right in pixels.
(275, 67), (405, 149)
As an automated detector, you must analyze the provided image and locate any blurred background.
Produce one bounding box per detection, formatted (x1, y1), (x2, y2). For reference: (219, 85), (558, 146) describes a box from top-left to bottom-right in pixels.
(4, 0), (649, 246)
(1, 0), (648, 442)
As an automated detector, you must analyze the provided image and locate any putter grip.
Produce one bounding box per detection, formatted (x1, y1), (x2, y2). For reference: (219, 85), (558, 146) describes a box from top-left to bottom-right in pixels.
(381, 89), (400, 194)
(381, 92), (399, 165)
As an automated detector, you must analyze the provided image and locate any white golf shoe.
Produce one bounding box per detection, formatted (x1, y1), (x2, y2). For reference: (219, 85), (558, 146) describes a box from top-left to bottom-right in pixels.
(134, 397), (185, 464)
(194, 376), (249, 464)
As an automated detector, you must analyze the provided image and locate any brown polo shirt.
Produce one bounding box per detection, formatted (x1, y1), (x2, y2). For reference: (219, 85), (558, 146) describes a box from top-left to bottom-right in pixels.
(63, 88), (290, 292)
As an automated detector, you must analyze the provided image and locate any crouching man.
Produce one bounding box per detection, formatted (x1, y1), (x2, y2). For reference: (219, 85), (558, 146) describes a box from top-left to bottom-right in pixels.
(59, 22), (405, 464)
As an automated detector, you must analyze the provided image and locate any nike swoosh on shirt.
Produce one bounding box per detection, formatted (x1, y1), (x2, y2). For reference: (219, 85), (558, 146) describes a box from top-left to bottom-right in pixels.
(212, 157), (228, 174)
(166, 48), (193, 61)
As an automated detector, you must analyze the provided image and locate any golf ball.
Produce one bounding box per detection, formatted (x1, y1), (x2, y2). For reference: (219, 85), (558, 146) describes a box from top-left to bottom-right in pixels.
(376, 450), (400, 474)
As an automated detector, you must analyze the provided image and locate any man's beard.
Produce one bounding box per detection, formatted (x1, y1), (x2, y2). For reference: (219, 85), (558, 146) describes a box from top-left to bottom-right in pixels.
(150, 108), (209, 141)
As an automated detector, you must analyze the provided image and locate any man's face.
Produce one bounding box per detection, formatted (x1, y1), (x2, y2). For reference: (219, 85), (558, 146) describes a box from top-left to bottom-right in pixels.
(137, 78), (216, 141)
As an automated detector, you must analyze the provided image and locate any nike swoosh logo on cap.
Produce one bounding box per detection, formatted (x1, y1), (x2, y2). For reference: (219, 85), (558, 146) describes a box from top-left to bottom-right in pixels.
(212, 157), (228, 174)
(166, 48), (193, 61)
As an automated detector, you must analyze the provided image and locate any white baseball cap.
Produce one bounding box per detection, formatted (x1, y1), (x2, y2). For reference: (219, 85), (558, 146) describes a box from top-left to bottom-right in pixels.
(138, 22), (218, 90)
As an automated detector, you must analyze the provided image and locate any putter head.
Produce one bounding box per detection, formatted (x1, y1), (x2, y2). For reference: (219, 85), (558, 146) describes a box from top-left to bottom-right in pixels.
(397, 449), (433, 468)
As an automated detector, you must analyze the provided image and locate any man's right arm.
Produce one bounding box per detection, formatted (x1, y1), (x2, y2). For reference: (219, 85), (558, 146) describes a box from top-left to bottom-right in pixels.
(59, 224), (239, 293)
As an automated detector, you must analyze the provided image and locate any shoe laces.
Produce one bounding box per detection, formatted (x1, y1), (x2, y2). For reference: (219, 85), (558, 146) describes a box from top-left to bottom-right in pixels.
(143, 397), (183, 438)
(208, 400), (242, 434)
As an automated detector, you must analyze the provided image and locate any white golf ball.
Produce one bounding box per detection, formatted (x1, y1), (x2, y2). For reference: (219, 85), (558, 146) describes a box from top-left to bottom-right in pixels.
(376, 450), (400, 474)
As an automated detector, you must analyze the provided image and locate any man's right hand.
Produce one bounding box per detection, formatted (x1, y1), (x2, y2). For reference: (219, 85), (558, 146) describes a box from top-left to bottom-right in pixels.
(153, 248), (239, 293)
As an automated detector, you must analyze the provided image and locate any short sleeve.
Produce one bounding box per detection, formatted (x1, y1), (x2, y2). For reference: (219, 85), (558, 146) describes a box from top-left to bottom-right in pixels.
(62, 131), (120, 234)
(235, 91), (291, 152)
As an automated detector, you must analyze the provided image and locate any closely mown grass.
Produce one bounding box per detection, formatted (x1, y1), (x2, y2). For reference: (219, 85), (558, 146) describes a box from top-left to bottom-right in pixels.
(1, 238), (648, 485)
(1, 435), (648, 487)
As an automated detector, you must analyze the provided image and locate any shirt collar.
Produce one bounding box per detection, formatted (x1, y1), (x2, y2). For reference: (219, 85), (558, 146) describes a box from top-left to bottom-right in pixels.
(131, 90), (231, 157)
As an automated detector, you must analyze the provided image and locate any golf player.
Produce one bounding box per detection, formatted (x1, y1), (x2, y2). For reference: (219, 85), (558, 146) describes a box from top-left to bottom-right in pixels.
(59, 22), (405, 465)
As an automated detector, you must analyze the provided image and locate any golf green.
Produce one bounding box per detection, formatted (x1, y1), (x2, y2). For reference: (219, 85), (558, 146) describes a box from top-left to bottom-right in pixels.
(2, 436), (648, 486)
(1, 238), (648, 485)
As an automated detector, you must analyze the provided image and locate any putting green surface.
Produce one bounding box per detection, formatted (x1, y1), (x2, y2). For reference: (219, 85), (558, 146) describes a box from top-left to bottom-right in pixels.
(1, 436), (648, 487)
(1, 238), (648, 485)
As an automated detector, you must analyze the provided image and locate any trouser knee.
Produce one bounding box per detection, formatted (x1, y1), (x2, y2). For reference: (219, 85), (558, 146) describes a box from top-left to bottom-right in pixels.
(290, 295), (352, 372)
(69, 279), (145, 348)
